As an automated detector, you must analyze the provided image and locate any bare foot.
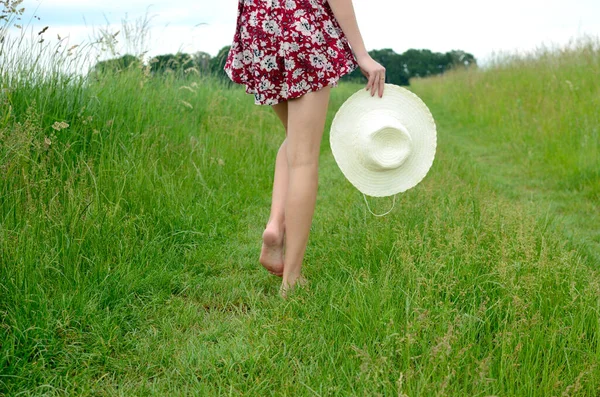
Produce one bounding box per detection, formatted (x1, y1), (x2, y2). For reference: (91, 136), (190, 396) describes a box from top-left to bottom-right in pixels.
(280, 275), (308, 298)
(260, 224), (284, 277)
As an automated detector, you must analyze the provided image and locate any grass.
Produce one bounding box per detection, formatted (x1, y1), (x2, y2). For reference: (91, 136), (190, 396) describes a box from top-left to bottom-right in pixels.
(1, 11), (600, 395)
(410, 36), (600, 265)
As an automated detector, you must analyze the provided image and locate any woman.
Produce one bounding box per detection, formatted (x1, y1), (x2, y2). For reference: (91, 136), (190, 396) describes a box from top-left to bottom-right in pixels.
(224, 0), (385, 296)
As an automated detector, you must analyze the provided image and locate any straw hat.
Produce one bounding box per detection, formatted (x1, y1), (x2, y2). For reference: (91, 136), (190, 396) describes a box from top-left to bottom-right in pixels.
(330, 84), (437, 198)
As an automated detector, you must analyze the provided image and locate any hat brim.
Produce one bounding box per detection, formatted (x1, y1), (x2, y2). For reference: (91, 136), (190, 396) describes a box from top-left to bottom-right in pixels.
(330, 84), (437, 197)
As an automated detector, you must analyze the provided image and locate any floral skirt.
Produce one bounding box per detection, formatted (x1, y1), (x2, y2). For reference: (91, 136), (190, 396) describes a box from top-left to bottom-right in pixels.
(224, 0), (359, 106)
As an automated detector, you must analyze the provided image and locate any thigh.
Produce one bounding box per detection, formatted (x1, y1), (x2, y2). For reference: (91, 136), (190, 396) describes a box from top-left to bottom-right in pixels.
(272, 101), (288, 134)
(286, 87), (331, 162)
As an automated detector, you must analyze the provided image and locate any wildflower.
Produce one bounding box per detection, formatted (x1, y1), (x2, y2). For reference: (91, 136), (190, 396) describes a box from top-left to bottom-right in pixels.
(210, 157), (225, 166)
(179, 86), (196, 93)
(52, 121), (69, 131)
(179, 100), (193, 110)
(184, 67), (200, 75)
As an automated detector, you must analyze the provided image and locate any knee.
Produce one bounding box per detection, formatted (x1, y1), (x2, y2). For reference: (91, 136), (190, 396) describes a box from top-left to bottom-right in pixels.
(286, 148), (320, 169)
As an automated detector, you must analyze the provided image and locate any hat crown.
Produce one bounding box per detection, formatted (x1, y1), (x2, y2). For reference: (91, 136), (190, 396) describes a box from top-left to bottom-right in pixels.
(330, 84), (437, 198)
(357, 110), (412, 171)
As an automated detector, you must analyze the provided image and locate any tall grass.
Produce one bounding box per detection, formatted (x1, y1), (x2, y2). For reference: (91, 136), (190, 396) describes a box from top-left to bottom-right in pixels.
(411, 36), (600, 263)
(2, 4), (600, 395)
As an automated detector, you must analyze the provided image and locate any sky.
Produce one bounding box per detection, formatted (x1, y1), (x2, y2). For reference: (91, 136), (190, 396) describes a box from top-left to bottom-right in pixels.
(9, 0), (600, 66)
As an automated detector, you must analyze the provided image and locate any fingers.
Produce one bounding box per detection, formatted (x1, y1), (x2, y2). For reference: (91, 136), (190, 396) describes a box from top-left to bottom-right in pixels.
(367, 73), (385, 97)
(366, 72), (386, 97)
(367, 73), (380, 97)
(366, 72), (376, 95)
(362, 60), (386, 97)
(378, 72), (385, 98)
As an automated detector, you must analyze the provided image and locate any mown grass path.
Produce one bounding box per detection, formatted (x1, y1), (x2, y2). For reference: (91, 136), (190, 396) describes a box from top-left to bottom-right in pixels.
(1, 68), (599, 395)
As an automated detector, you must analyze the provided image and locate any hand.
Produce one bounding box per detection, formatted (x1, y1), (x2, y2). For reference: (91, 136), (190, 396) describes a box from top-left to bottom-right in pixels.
(356, 54), (386, 98)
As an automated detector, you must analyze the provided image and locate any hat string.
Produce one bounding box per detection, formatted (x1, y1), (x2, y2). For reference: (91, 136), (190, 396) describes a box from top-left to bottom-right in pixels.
(362, 194), (396, 217)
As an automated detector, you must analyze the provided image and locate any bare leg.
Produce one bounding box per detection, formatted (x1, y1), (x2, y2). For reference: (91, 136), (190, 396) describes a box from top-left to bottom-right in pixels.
(281, 86), (331, 296)
(260, 101), (289, 277)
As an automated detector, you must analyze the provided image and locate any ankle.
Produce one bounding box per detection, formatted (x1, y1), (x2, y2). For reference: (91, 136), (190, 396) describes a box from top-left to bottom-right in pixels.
(283, 267), (302, 283)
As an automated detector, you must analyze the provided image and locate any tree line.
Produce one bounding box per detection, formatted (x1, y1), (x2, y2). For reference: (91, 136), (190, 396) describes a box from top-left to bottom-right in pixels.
(92, 46), (476, 85)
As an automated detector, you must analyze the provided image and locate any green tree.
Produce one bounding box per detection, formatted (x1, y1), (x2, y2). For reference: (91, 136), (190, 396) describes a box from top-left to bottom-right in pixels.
(193, 51), (212, 74)
(210, 46), (232, 80)
(445, 50), (477, 69)
(369, 48), (410, 85)
(149, 53), (194, 75)
(92, 54), (141, 74)
(400, 49), (445, 78)
(340, 47), (478, 86)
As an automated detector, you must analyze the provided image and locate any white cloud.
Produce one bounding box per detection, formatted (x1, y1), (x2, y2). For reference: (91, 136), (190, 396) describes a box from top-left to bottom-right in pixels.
(13, 0), (600, 65)
(352, 0), (600, 63)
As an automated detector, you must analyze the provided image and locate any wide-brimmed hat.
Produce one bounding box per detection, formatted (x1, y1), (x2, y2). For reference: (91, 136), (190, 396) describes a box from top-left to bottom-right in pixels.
(330, 84), (437, 198)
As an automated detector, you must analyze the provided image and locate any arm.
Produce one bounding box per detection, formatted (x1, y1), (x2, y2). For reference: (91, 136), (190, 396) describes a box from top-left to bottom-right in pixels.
(326, 0), (386, 97)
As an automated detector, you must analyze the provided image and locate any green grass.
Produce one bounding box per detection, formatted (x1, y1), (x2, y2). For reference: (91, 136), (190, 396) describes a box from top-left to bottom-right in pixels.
(410, 36), (600, 265)
(2, 26), (600, 395)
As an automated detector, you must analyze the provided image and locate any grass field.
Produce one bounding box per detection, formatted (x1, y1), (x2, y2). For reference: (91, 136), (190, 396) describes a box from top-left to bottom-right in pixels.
(1, 18), (600, 396)
(411, 37), (600, 265)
